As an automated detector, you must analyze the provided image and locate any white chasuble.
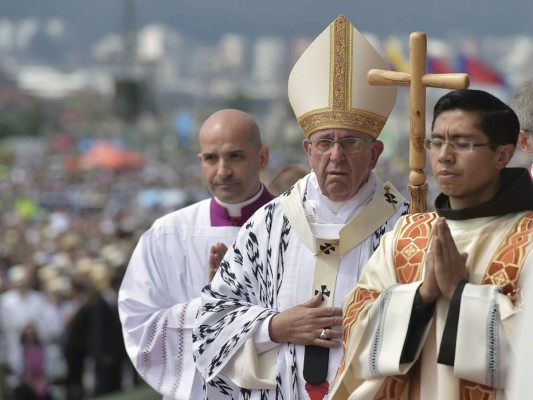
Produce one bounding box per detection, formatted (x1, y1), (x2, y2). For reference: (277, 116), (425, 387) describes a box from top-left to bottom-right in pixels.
(193, 172), (409, 400)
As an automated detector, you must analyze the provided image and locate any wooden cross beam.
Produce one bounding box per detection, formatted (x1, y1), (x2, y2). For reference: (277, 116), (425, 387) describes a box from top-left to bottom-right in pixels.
(368, 32), (470, 213)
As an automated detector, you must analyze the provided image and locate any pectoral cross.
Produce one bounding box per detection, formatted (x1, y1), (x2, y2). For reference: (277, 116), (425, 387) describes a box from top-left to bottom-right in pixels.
(368, 32), (470, 213)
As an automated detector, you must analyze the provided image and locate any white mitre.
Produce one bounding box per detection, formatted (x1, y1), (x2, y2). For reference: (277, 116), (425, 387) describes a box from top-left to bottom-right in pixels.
(288, 15), (397, 138)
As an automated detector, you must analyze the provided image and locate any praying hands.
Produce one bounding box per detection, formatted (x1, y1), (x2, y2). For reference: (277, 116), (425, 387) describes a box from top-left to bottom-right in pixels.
(420, 217), (469, 303)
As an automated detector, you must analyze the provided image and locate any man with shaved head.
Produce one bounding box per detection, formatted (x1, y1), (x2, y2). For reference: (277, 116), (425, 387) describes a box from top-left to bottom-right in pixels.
(118, 109), (274, 400)
(198, 109), (267, 205)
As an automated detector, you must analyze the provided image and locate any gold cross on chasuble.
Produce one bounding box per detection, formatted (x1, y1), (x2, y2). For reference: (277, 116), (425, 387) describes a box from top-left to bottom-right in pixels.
(368, 32), (469, 213)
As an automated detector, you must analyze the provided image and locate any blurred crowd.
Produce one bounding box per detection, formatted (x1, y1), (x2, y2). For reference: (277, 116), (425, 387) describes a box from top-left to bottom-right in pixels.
(0, 139), (209, 400)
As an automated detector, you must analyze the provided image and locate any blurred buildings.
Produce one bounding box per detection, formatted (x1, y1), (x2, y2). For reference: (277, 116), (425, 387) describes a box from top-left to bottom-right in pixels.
(0, 17), (531, 176)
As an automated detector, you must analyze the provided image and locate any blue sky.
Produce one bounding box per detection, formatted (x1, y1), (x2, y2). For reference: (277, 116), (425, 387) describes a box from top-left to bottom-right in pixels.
(2, 0), (532, 44)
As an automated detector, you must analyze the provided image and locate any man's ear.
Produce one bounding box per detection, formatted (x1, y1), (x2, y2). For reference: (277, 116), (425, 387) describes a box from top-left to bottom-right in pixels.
(302, 137), (310, 152)
(259, 146), (269, 169)
(302, 138), (314, 168)
(369, 140), (384, 170)
(494, 144), (515, 170)
(518, 130), (533, 154)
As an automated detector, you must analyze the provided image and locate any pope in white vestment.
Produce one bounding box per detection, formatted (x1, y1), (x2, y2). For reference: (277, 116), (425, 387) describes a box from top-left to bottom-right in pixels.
(193, 16), (409, 399)
(193, 172), (408, 399)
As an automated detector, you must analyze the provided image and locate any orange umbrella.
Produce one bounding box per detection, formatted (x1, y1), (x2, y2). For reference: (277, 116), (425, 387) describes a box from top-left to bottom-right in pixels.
(79, 141), (146, 171)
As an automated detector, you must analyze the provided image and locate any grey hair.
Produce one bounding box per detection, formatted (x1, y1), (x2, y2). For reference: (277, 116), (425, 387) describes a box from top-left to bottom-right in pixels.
(511, 79), (533, 134)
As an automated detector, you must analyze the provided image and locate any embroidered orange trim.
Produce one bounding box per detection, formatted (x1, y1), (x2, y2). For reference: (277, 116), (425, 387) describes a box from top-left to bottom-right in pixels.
(337, 287), (380, 377)
(394, 213), (437, 284)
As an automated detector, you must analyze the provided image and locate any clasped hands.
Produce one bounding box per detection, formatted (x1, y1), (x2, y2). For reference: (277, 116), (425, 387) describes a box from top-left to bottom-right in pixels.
(419, 217), (469, 304)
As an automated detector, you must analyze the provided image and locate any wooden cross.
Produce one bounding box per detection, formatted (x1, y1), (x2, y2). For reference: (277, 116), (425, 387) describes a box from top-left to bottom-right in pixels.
(368, 32), (470, 213)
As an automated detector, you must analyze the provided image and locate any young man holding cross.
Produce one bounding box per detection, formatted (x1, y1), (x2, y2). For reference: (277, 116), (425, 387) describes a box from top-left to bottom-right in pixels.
(330, 89), (533, 400)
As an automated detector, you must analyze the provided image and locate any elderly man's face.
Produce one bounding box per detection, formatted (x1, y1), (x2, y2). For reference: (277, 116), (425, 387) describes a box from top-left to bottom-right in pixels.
(303, 128), (383, 202)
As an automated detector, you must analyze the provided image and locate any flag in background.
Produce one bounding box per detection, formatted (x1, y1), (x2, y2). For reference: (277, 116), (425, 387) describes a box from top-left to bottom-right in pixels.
(457, 54), (505, 85)
(383, 38), (508, 95)
(426, 55), (454, 74)
(384, 39), (409, 72)
(385, 38), (457, 75)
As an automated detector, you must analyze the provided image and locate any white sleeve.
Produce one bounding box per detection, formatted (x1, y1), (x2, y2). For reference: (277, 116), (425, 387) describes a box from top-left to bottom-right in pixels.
(253, 315), (279, 355)
(358, 282), (427, 378)
(118, 227), (201, 400)
(454, 283), (515, 389)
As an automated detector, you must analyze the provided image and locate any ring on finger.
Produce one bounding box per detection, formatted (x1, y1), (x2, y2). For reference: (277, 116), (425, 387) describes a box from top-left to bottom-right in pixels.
(319, 328), (328, 340)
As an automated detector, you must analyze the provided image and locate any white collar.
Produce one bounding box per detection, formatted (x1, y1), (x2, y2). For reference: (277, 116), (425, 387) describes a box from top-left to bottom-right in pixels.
(304, 171), (381, 224)
(214, 184), (264, 217)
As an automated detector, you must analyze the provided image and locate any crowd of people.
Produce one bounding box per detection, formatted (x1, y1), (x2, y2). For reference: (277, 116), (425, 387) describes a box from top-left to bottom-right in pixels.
(0, 147), (174, 399)
(0, 124), (255, 399)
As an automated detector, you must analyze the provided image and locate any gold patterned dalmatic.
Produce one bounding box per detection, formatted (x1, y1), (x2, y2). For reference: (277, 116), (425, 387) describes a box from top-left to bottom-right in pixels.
(333, 211), (533, 400)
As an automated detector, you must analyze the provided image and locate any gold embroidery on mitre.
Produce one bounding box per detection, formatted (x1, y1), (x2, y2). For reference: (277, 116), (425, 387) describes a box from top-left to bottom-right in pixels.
(330, 15), (351, 111)
(297, 15), (386, 138)
(298, 109), (386, 138)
